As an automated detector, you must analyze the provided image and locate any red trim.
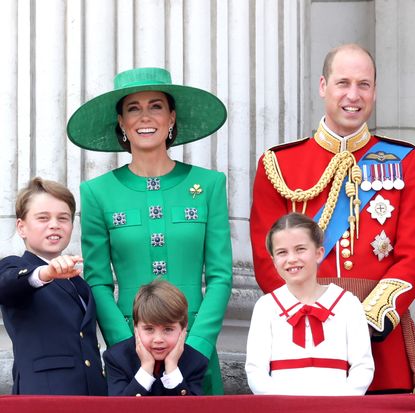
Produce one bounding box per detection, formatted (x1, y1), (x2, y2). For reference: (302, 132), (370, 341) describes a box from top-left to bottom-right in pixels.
(328, 288), (346, 312)
(270, 358), (349, 371)
(271, 291), (289, 317)
(271, 292), (301, 317)
(315, 288), (347, 316)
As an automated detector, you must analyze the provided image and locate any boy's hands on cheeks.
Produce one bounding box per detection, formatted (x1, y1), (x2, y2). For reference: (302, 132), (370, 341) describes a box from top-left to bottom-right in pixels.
(164, 328), (186, 374)
(134, 326), (155, 375)
(39, 255), (83, 282)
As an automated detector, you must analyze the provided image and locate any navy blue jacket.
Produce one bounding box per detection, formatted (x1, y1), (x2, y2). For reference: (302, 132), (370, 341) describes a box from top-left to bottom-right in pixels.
(104, 337), (208, 396)
(0, 251), (107, 395)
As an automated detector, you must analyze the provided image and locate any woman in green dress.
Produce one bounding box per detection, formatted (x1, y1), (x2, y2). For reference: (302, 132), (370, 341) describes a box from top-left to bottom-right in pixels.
(67, 67), (232, 395)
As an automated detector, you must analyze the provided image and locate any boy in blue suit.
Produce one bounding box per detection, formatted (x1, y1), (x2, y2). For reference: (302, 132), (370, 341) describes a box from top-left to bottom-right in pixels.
(0, 177), (107, 395)
(104, 280), (208, 396)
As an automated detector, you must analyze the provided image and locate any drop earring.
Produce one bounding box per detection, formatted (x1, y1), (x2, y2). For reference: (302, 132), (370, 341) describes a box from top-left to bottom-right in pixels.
(122, 129), (127, 143)
(168, 126), (173, 140)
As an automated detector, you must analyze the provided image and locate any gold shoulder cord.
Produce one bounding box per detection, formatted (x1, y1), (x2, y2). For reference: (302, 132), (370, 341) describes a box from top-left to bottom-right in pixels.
(263, 150), (362, 253)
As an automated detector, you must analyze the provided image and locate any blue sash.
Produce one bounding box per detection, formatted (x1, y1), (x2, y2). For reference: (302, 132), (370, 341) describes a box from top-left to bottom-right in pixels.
(313, 141), (413, 259)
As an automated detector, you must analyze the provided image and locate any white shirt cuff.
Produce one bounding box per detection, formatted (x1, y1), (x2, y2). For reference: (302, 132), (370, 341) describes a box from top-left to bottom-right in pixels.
(134, 367), (156, 392)
(28, 266), (53, 288)
(161, 367), (183, 389)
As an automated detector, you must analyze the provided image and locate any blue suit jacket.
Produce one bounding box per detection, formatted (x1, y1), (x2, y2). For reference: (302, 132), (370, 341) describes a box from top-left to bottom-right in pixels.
(0, 251), (107, 395)
(103, 337), (208, 396)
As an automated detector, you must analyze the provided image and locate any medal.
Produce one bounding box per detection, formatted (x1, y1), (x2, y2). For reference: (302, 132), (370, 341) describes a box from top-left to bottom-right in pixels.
(393, 163), (405, 190)
(371, 230), (393, 261)
(360, 164), (372, 191)
(382, 164), (394, 190)
(367, 194), (395, 225)
(371, 164), (382, 191)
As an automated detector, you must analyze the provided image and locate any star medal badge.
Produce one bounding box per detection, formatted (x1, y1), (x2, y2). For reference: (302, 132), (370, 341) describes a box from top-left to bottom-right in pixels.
(371, 230), (393, 261)
(367, 194), (395, 225)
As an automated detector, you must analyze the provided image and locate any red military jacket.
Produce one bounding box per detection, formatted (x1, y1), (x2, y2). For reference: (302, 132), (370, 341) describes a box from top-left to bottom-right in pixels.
(250, 121), (415, 391)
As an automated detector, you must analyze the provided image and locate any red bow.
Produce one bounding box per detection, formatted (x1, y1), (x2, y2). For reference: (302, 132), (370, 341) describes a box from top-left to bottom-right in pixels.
(287, 305), (331, 348)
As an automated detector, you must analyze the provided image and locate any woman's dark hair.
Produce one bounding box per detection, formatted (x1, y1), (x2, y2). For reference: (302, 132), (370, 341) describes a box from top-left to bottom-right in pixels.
(265, 212), (324, 255)
(115, 92), (178, 152)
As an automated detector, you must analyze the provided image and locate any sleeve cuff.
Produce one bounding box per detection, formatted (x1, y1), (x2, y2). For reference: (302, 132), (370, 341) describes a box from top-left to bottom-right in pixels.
(161, 367), (183, 389)
(28, 266), (53, 288)
(363, 278), (411, 331)
(134, 367), (156, 391)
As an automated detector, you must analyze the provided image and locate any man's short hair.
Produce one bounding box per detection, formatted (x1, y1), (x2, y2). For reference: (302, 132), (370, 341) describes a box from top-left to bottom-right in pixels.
(322, 43), (376, 82)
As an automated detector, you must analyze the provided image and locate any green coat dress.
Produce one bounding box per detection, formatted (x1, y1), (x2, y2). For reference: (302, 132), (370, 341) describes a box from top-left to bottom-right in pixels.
(80, 162), (232, 394)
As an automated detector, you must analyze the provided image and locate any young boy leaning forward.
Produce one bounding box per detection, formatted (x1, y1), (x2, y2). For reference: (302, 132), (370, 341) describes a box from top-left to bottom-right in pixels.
(0, 177), (107, 395)
(104, 280), (208, 396)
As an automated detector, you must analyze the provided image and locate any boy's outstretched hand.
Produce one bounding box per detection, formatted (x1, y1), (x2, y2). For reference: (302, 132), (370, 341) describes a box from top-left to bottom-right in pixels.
(39, 255), (83, 282)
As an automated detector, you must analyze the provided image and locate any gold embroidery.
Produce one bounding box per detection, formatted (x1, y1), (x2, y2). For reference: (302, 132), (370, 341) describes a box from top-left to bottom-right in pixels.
(314, 122), (371, 154)
(363, 279), (412, 331)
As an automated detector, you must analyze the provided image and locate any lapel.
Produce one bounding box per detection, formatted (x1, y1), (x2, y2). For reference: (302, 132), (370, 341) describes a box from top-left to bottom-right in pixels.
(55, 279), (88, 314)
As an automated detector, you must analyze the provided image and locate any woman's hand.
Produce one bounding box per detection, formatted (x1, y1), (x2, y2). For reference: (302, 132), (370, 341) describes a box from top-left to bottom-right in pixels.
(134, 326), (155, 375)
(164, 328), (187, 374)
(39, 255), (83, 282)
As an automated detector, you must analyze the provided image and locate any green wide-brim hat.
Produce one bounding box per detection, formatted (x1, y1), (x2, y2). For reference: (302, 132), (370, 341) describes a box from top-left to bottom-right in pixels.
(67, 67), (227, 152)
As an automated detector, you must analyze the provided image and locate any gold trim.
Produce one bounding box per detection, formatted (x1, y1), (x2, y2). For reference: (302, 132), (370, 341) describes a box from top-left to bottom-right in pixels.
(263, 148), (362, 246)
(363, 278), (412, 331)
(314, 122), (371, 154)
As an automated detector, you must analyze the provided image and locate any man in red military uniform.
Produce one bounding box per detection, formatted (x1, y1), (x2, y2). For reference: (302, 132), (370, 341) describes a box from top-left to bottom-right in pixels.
(250, 43), (415, 393)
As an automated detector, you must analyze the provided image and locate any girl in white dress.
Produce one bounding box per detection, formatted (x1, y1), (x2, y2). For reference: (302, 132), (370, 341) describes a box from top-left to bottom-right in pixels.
(246, 212), (374, 395)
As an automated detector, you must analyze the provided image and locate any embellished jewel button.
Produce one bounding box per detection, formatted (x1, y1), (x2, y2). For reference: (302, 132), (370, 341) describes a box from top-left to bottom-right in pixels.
(344, 260), (353, 270)
(185, 207), (198, 220)
(341, 248), (351, 259)
(342, 231), (350, 239)
(147, 177), (160, 191)
(152, 261), (167, 275)
(151, 233), (165, 247)
(149, 206), (163, 219)
(340, 239), (350, 248)
(113, 212), (126, 226)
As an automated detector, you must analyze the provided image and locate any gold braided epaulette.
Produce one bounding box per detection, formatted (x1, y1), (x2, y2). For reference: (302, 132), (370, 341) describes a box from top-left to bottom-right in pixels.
(363, 278), (412, 331)
(262, 150), (362, 249)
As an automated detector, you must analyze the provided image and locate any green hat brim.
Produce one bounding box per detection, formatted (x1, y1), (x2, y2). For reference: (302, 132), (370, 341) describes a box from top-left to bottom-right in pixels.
(67, 84), (227, 152)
